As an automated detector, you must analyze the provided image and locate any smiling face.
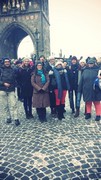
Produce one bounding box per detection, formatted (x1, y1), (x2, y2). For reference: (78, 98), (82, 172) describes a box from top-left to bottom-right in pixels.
(4, 59), (11, 67)
(23, 59), (30, 66)
(37, 64), (42, 70)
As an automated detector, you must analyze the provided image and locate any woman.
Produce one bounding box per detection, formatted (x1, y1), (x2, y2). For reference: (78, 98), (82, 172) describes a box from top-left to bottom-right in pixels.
(31, 62), (50, 123)
(18, 58), (34, 119)
(53, 61), (70, 120)
(78, 58), (101, 121)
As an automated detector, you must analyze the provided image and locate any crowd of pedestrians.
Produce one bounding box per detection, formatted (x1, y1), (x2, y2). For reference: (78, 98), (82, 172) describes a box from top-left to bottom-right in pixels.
(0, 55), (101, 126)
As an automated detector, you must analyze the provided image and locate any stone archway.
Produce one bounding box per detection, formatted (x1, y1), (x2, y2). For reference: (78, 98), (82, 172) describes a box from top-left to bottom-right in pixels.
(0, 22), (35, 59)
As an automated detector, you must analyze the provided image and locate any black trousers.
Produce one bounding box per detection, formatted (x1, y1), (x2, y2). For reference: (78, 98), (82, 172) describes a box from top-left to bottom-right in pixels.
(68, 90), (78, 111)
(36, 108), (46, 121)
(23, 96), (32, 115)
(49, 91), (56, 113)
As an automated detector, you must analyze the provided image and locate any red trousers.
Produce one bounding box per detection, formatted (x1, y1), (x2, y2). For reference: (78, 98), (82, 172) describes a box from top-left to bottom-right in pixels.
(54, 89), (67, 105)
(86, 101), (101, 116)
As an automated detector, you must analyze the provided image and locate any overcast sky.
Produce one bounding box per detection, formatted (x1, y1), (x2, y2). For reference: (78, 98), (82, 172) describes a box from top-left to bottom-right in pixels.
(49, 0), (101, 58)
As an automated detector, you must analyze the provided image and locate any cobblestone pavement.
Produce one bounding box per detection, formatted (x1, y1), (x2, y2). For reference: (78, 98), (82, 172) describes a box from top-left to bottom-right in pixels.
(0, 100), (101, 180)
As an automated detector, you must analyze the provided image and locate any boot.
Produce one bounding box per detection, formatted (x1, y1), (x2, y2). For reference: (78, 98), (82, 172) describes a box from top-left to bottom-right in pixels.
(74, 108), (79, 118)
(15, 119), (20, 126)
(26, 113), (30, 119)
(56, 105), (62, 120)
(61, 104), (65, 119)
(6, 118), (12, 124)
(95, 116), (100, 121)
(85, 113), (91, 119)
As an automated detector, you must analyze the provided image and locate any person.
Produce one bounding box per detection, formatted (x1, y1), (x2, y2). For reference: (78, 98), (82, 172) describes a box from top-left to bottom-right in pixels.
(46, 56), (57, 117)
(74, 58), (87, 117)
(0, 58), (20, 126)
(53, 61), (70, 120)
(39, 55), (49, 71)
(14, 59), (23, 101)
(17, 58), (34, 119)
(31, 61), (50, 123)
(78, 58), (101, 121)
(68, 56), (79, 114)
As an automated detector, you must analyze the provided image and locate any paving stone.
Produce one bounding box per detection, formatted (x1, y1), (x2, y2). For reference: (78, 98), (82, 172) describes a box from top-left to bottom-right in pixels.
(0, 101), (101, 179)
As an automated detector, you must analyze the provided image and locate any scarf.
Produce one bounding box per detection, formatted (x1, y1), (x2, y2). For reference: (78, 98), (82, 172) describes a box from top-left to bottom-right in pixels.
(53, 67), (70, 99)
(37, 70), (46, 84)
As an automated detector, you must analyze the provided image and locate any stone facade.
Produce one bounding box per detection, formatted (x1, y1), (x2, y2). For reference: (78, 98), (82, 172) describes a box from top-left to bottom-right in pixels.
(0, 0), (50, 59)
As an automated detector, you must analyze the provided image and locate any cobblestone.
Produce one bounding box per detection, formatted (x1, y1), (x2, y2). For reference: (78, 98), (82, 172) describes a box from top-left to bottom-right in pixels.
(0, 100), (101, 180)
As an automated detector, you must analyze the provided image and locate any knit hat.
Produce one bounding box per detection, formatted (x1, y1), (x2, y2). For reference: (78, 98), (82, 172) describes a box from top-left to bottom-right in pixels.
(2, 57), (10, 62)
(55, 61), (63, 67)
(71, 56), (77, 61)
(36, 61), (43, 66)
(79, 59), (86, 64)
(87, 58), (96, 64)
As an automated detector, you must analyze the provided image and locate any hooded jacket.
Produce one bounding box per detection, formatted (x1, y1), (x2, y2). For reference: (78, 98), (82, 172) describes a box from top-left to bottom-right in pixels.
(0, 65), (16, 92)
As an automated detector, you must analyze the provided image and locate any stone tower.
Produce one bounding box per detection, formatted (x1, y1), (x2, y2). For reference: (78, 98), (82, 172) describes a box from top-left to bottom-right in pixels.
(0, 0), (50, 59)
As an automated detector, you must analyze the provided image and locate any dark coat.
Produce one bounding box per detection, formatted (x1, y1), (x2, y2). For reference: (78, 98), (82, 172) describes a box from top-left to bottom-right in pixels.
(68, 64), (79, 90)
(0, 65), (16, 92)
(78, 66), (101, 102)
(31, 72), (50, 108)
(17, 65), (33, 98)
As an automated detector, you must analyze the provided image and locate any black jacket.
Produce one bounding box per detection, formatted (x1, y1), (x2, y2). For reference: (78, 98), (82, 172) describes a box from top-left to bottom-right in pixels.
(0, 65), (16, 92)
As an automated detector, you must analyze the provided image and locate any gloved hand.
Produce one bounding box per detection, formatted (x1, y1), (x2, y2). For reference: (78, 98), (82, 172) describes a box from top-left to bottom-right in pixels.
(49, 70), (53, 75)
(39, 89), (45, 93)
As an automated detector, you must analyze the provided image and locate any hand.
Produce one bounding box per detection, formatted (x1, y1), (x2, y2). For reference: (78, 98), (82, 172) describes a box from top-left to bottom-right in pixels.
(39, 89), (45, 93)
(49, 70), (53, 75)
(4, 83), (10, 87)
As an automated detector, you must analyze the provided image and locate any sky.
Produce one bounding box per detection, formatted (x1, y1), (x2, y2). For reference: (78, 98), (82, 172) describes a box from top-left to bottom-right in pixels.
(49, 0), (101, 58)
(18, 0), (101, 59)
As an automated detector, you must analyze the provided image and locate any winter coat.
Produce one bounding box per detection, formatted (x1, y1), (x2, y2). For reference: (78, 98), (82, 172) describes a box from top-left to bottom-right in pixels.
(47, 64), (56, 91)
(68, 64), (79, 90)
(31, 72), (50, 108)
(78, 65), (101, 102)
(17, 65), (33, 98)
(0, 65), (16, 92)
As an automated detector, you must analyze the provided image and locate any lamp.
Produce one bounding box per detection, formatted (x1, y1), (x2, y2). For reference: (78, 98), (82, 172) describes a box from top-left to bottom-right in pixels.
(34, 28), (40, 61)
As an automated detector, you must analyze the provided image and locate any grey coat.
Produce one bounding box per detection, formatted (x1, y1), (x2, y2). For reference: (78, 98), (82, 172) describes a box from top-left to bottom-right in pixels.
(78, 66), (101, 102)
(31, 72), (50, 108)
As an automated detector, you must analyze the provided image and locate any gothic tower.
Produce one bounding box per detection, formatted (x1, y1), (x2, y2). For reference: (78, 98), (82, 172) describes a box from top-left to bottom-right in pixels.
(0, 0), (50, 59)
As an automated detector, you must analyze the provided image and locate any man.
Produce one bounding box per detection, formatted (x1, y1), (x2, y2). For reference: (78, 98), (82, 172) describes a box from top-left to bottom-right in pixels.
(0, 58), (20, 126)
(68, 56), (79, 115)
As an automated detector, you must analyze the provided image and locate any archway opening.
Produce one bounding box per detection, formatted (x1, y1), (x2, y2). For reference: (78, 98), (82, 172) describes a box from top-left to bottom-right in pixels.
(17, 35), (35, 59)
(0, 23), (36, 59)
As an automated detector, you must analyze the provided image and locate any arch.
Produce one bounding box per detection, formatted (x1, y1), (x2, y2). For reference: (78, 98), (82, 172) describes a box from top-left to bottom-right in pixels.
(0, 22), (36, 59)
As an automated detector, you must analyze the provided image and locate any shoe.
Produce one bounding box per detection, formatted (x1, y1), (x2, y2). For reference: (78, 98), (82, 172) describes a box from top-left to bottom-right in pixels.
(71, 109), (75, 114)
(85, 113), (91, 119)
(6, 118), (12, 124)
(74, 110), (79, 118)
(29, 114), (34, 119)
(26, 114), (30, 119)
(63, 109), (66, 113)
(95, 116), (100, 121)
(44, 118), (47, 122)
(15, 119), (20, 126)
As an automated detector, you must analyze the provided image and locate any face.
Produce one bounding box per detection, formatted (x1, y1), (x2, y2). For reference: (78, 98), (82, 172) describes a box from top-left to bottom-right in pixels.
(4, 60), (10, 67)
(80, 62), (85, 67)
(40, 57), (45, 62)
(37, 64), (42, 70)
(23, 59), (30, 66)
(88, 63), (94, 67)
(50, 59), (55, 65)
(71, 59), (77, 65)
(56, 64), (62, 68)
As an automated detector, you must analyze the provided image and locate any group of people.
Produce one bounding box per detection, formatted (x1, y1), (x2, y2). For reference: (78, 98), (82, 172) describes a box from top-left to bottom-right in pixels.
(0, 55), (101, 126)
